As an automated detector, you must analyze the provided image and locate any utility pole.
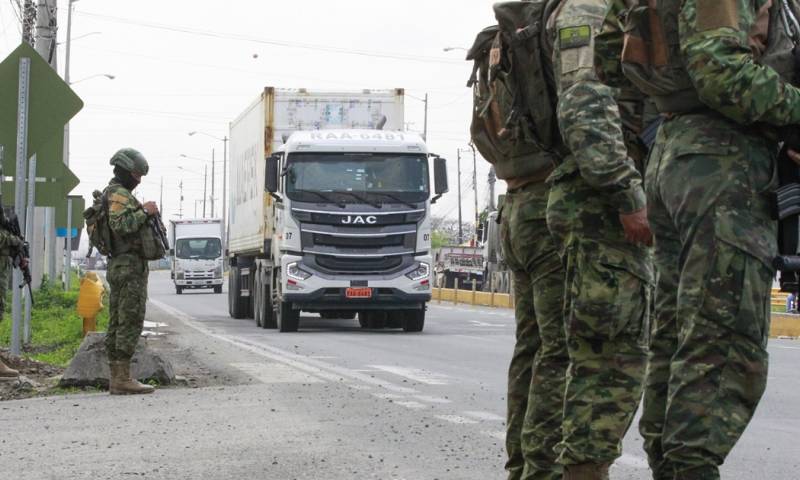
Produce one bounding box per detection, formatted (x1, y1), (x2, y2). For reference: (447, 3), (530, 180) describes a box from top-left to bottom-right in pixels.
(470, 144), (479, 244)
(203, 164), (208, 218)
(488, 166), (497, 211)
(22, 1), (36, 46)
(211, 148), (215, 218)
(178, 180), (184, 218)
(456, 149), (463, 245)
(423, 93), (429, 142)
(159, 176), (163, 213)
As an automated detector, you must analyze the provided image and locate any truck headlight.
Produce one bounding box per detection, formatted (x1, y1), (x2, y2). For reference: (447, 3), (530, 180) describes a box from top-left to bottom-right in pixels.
(406, 262), (430, 281)
(287, 262), (312, 281)
(214, 266), (222, 277)
(176, 272), (184, 280)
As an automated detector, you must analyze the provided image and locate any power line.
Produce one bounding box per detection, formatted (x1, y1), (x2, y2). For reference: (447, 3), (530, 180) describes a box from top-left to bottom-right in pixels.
(77, 11), (464, 65)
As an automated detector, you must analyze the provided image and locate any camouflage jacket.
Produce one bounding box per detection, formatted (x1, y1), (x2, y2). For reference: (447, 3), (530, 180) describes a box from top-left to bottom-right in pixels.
(596, 0), (800, 126)
(106, 179), (147, 256)
(0, 226), (22, 257)
(547, 0), (646, 214)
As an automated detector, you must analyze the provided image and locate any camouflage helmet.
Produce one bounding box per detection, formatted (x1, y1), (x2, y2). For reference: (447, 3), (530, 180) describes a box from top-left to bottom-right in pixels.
(110, 148), (149, 175)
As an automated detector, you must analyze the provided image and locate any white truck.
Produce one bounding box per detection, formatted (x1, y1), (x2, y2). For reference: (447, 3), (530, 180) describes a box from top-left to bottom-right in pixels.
(227, 87), (449, 332)
(169, 218), (224, 294)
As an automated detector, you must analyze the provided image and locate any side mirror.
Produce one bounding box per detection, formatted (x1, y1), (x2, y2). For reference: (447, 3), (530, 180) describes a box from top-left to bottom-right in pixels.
(265, 154), (279, 193)
(169, 248), (174, 256)
(433, 157), (449, 202)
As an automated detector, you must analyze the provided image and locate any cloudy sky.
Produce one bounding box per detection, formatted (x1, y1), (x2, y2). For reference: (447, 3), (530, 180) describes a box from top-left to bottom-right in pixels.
(0, 0), (502, 230)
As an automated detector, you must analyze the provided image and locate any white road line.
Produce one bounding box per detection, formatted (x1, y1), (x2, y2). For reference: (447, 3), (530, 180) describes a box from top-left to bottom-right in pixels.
(774, 345), (800, 350)
(613, 453), (650, 470)
(482, 430), (506, 441)
(413, 395), (452, 404)
(231, 362), (324, 384)
(394, 401), (427, 410)
(149, 298), (420, 395)
(309, 355), (339, 359)
(368, 365), (450, 385)
(469, 320), (505, 328)
(371, 393), (406, 400)
(462, 411), (505, 422)
(435, 414), (479, 425)
(143, 321), (168, 328)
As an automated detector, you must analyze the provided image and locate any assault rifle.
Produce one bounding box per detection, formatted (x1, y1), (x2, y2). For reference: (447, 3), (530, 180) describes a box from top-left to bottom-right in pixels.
(148, 211), (170, 252)
(1, 209), (33, 304)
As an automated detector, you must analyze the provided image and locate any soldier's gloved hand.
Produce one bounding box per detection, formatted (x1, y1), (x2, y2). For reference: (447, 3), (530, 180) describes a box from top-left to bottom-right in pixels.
(619, 208), (653, 246)
(143, 201), (159, 217)
(19, 257), (28, 270)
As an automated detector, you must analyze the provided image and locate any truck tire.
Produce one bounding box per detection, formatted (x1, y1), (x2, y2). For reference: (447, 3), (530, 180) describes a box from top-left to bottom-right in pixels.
(214, 285), (222, 294)
(358, 312), (369, 328)
(253, 269), (263, 327)
(256, 268), (276, 329)
(277, 300), (299, 332)
(229, 266), (247, 319)
(176, 286), (183, 295)
(402, 310), (425, 333)
(386, 312), (403, 329)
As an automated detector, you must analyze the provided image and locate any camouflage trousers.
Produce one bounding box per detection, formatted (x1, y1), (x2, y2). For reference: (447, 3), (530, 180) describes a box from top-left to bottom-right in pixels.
(0, 257), (8, 318)
(642, 114), (775, 480)
(500, 181), (568, 480)
(106, 253), (149, 362)
(546, 167), (651, 466)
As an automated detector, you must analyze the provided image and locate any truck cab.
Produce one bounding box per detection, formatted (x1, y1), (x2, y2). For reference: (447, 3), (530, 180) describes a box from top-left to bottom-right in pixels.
(170, 219), (224, 294)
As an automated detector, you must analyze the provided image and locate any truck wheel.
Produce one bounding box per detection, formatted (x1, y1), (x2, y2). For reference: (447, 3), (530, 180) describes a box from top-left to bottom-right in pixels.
(402, 310), (425, 333)
(339, 312), (356, 320)
(277, 300), (299, 332)
(214, 285), (222, 294)
(176, 286), (183, 295)
(230, 266), (247, 319)
(358, 312), (369, 328)
(257, 268), (277, 329)
(253, 269), (263, 327)
(386, 312), (403, 329)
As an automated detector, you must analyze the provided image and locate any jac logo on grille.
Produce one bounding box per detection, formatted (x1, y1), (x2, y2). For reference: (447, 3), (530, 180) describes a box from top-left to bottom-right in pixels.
(341, 215), (377, 225)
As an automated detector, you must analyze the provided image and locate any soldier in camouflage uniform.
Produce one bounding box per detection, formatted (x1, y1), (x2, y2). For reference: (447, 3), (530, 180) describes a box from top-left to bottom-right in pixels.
(501, 174), (568, 480)
(594, 1), (796, 478)
(105, 148), (159, 395)
(545, 1), (654, 478)
(0, 216), (27, 379)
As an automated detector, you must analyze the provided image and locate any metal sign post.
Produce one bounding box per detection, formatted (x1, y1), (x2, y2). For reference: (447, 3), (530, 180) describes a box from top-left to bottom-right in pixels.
(64, 197), (72, 291)
(23, 154), (36, 342)
(11, 57), (31, 356)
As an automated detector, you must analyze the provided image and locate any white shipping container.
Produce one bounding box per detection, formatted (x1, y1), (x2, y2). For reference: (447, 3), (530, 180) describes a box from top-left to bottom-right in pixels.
(228, 87), (405, 256)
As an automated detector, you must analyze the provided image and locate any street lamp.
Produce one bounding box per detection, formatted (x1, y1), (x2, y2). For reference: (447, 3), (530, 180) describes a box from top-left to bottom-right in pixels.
(188, 131), (228, 250)
(443, 46), (468, 52)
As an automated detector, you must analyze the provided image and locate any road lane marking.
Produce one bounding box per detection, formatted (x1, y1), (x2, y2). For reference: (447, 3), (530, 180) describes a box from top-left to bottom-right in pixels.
(368, 365), (450, 385)
(413, 395), (451, 404)
(613, 453), (650, 470)
(483, 430), (506, 441)
(231, 362), (324, 384)
(774, 345), (800, 350)
(394, 401), (427, 410)
(435, 414), (479, 425)
(462, 411), (505, 422)
(469, 320), (505, 328)
(371, 393), (406, 400)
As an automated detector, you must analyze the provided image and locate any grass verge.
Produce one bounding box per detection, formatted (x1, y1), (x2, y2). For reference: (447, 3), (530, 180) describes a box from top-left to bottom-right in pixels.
(0, 272), (109, 367)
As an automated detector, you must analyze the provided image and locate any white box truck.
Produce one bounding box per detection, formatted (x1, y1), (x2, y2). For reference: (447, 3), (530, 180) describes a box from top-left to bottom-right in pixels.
(169, 218), (224, 294)
(227, 87), (449, 332)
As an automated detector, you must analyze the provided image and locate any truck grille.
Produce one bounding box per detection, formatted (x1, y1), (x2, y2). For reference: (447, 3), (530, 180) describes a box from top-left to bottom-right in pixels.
(185, 270), (214, 279)
(311, 232), (406, 248)
(315, 255), (403, 273)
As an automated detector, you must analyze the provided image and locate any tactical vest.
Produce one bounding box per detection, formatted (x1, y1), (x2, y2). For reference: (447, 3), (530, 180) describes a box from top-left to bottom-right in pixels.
(467, 0), (566, 181)
(105, 185), (145, 258)
(620, 0), (800, 114)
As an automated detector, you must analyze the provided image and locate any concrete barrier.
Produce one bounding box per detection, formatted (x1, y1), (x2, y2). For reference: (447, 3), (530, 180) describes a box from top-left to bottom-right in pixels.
(433, 287), (800, 338)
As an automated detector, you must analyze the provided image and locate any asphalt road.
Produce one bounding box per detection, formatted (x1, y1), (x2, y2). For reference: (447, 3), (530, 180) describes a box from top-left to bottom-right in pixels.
(1, 271), (798, 479)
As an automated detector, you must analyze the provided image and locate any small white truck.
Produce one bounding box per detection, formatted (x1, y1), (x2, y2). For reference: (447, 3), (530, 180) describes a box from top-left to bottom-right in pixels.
(169, 218), (224, 294)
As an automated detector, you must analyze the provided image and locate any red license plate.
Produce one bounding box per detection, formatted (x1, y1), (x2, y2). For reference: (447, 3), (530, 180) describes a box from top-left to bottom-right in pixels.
(346, 287), (372, 299)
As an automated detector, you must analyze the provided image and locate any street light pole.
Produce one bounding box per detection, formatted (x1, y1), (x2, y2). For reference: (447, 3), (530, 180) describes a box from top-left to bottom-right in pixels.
(470, 144), (479, 244)
(203, 164), (208, 218)
(211, 148), (215, 218)
(457, 149), (463, 245)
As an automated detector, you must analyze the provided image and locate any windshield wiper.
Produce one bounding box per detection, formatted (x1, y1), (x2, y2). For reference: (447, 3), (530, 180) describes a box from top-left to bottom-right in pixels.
(333, 191), (382, 209)
(370, 192), (417, 209)
(295, 189), (345, 208)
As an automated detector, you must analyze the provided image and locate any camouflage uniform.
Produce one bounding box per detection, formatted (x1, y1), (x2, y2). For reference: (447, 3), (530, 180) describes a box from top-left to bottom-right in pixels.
(545, 0), (652, 469)
(105, 179), (150, 362)
(595, 1), (790, 478)
(501, 181), (568, 480)
(0, 227), (23, 315)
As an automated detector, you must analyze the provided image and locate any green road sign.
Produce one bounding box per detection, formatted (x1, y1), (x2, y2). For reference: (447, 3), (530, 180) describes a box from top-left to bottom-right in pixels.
(2, 140), (80, 207)
(0, 42), (83, 177)
(55, 194), (84, 229)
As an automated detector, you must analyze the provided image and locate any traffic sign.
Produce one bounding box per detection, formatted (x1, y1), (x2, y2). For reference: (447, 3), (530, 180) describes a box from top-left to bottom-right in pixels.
(0, 42), (83, 177)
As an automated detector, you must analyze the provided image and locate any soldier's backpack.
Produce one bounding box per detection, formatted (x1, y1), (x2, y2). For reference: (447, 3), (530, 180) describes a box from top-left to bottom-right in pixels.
(467, 1), (566, 178)
(83, 189), (113, 257)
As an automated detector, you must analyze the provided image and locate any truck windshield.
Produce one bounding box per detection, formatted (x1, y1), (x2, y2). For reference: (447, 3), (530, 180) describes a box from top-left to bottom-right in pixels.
(285, 153), (429, 204)
(175, 238), (221, 260)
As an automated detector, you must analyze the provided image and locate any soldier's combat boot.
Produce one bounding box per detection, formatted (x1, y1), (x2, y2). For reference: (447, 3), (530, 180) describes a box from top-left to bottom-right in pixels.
(563, 463), (610, 480)
(0, 357), (19, 379)
(109, 360), (154, 395)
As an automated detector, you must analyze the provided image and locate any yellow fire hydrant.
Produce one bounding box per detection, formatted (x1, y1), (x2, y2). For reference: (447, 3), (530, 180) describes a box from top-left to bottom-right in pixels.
(77, 271), (105, 337)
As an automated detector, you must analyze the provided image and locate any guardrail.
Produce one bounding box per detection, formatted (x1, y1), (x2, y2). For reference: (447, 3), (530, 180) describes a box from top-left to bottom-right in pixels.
(432, 283), (800, 338)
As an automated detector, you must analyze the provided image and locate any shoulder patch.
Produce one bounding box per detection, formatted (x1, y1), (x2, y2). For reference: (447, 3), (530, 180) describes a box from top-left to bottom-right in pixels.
(109, 193), (130, 205)
(696, 0), (739, 31)
(560, 25), (592, 49)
